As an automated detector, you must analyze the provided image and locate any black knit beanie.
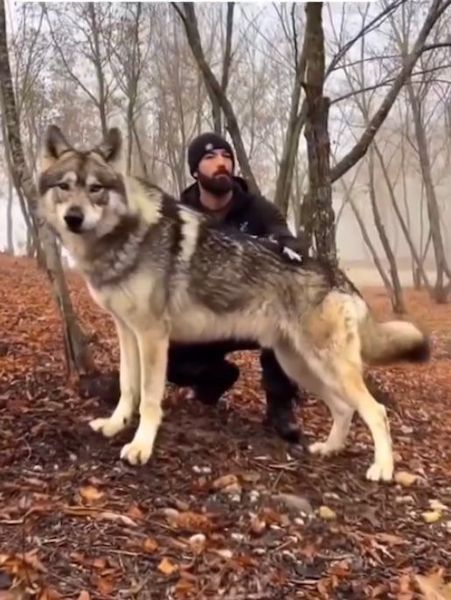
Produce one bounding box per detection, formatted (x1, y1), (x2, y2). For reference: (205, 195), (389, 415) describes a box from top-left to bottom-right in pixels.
(188, 132), (235, 177)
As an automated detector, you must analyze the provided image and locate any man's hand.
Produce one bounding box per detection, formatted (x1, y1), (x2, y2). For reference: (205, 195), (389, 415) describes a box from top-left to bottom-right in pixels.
(281, 245), (303, 263)
(269, 234), (306, 264)
(278, 235), (305, 256)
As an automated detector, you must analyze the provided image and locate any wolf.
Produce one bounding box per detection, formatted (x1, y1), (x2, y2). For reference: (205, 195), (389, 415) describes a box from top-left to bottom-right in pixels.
(37, 125), (430, 482)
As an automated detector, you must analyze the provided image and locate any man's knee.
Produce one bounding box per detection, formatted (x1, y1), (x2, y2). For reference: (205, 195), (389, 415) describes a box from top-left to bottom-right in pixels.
(167, 342), (240, 388)
(260, 349), (298, 398)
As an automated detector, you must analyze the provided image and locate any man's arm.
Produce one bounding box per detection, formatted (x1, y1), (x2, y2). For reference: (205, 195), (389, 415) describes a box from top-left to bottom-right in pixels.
(255, 195), (305, 255)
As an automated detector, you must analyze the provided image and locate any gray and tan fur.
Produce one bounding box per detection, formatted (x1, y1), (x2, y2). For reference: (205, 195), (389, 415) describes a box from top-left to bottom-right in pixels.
(37, 125), (430, 482)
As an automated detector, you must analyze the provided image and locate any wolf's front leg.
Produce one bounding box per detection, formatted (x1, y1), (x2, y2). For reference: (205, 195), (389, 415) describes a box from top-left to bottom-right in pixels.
(120, 326), (169, 466)
(90, 316), (140, 438)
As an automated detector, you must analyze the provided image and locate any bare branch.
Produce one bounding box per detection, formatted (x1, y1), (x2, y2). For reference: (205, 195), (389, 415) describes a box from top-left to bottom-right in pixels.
(273, 5), (309, 214)
(331, 0), (451, 183)
(172, 2), (259, 193)
(42, 5), (99, 108)
(221, 3), (234, 94)
(326, 0), (407, 75)
(422, 41), (451, 51)
(332, 62), (451, 105)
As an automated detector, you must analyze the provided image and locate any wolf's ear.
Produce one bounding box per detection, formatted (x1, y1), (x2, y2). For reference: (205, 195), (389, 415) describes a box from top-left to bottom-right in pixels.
(41, 125), (71, 164)
(95, 128), (123, 167)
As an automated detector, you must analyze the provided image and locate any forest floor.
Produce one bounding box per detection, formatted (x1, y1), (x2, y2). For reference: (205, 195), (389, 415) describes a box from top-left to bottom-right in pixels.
(0, 254), (450, 599)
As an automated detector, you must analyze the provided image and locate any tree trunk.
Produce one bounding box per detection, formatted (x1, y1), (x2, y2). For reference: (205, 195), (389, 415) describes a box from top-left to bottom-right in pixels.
(0, 0), (92, 377)
(338, 174), (394, 295)
(291, 154), (305, 231)
(26, 227), (35, 257)
(207, 78), (222, 135)
(87, 3), (108, 138)
(407, 80), (450, 302)
(349, 195), (394, 295)
(367, 147), (405, 314)
(6, 167), (13, 253)
(2, 115), (38, 253)
(125, 2), (142, 175)
(400, 119), (421, 289)
(373, 141), (433, 294)
(302, 3), (336, 265)
(131, 120), (150, 179)
(273, 19), (308, 217)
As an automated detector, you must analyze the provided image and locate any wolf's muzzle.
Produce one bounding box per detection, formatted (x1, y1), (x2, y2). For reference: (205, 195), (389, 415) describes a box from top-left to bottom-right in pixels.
(64, 206), (84, 233)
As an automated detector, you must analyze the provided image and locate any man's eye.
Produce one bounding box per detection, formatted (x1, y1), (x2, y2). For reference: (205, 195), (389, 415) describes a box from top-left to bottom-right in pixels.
(57, 182), (70, 191)
(89, 184), (103, 193)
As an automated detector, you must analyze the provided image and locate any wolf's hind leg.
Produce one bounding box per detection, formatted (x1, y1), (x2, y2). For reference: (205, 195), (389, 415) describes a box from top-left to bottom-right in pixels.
(335, 365), (393, 481)
(309, 358), (392, 481)
(120, 324), (169, 466)
(272, 344), (353, 454)
(90, 316), (140, 438)
(274, 342), (393, 481)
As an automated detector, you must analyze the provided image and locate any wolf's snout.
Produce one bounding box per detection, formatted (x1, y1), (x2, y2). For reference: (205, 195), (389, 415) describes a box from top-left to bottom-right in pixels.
(64, 206), (84, 232)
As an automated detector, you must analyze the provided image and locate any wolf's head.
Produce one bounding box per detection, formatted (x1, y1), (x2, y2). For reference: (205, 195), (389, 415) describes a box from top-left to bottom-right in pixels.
(37, 126), (129, 237)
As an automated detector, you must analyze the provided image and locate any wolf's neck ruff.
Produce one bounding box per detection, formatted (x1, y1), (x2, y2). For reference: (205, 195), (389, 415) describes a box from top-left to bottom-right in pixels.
(79, 213), (150, 288)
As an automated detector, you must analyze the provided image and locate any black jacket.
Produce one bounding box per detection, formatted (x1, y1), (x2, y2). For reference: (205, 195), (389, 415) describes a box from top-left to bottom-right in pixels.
(180, 177), (302, 253)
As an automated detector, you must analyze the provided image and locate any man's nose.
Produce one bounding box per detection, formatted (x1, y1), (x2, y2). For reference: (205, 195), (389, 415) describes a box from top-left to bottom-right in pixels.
(215, 155), (228, 169)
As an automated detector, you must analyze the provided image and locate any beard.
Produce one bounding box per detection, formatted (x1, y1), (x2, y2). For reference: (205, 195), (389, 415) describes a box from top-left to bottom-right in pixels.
(197, 170), (234, 195)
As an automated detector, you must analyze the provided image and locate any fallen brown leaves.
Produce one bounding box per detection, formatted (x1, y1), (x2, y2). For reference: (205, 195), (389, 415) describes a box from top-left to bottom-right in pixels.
(0, 255), (451, 598)
(415, 571), (451, 599)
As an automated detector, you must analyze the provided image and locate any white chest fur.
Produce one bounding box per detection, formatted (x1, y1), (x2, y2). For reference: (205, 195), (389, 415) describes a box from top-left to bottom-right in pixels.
(86, 271), (163, 329)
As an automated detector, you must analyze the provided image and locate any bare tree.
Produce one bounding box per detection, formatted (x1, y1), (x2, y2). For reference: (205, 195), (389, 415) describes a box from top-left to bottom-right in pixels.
(338, 169), (395, 296)
(407, 83), (450, 301)
(106, 3), (149, 175)
(172, 0), (451, 274)
(141, 7), (211, 194)
(387, 1), (451, 301)
(272, 5), (308, 216)
(6, 0), (451, 286)
(332, 8), (406, 310)
(172, 2), (260, 193)
(43, 2), (116, 138)
(274, 0), (409, 215)
(0, 0), (91, 376)
(209, 3), (235, 135)
(5, 166), (13, 253)
(331, 0), (451, 182)
(373, 141), (433, 293)
(300, 2), (336, 265)
(367, 145), (405, 312)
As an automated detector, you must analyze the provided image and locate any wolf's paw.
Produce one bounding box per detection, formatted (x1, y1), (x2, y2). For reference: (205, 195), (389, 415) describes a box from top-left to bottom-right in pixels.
(89, 416), (127, 438)
(365, 461), (394, 482)
(308, 441), (342, 457)
(120, 439), (153, 466)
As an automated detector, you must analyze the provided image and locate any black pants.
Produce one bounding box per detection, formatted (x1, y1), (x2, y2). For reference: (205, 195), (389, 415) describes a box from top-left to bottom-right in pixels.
(166, 340), (300, 414)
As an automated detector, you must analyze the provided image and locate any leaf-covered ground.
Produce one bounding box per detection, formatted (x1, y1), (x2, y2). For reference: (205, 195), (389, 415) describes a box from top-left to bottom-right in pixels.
(0, 254), (450, 599)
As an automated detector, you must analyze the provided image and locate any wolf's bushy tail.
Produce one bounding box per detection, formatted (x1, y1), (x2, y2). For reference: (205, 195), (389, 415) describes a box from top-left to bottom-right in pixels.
(359, 312), (430, 365)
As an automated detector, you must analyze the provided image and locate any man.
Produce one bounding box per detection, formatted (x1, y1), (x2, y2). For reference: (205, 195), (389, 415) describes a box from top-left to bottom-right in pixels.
(87, 132), (306, 443)
(165, 132), (306, 443)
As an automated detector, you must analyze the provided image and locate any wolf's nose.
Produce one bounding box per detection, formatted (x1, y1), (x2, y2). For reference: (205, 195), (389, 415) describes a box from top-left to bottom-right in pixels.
(64, 207), (84, 232)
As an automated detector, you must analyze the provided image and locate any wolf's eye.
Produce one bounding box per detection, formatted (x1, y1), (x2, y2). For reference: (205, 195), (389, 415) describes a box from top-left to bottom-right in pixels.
(89, 184), (103, 194)
(57, 182), (70, 191)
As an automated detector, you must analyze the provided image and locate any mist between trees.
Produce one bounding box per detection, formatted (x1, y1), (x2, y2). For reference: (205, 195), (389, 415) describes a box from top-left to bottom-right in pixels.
(1, 1), (451, 372)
